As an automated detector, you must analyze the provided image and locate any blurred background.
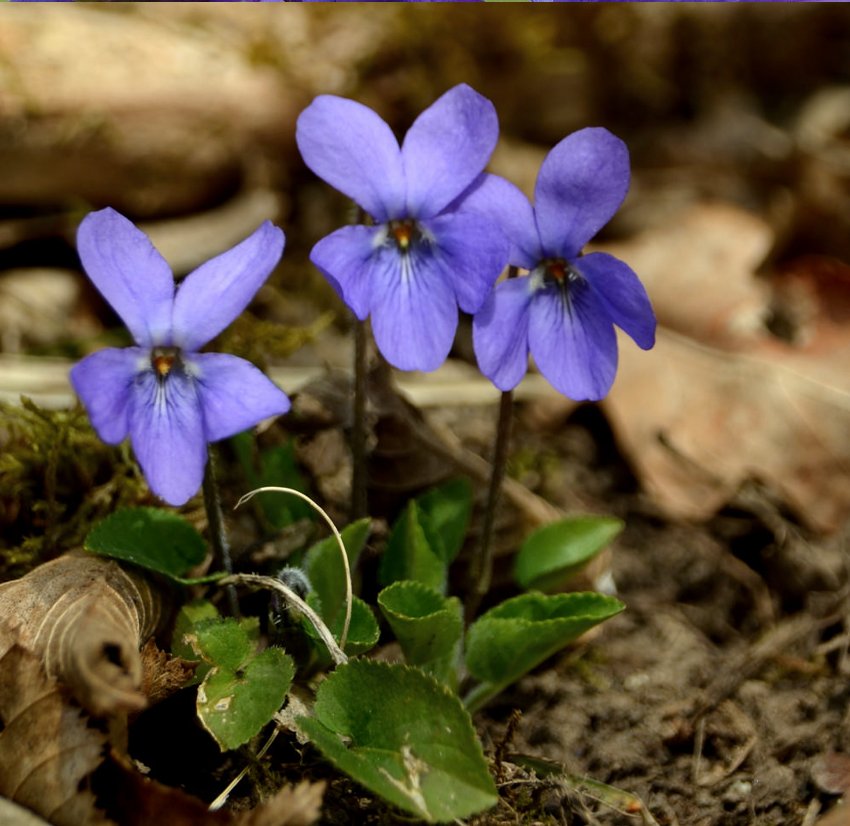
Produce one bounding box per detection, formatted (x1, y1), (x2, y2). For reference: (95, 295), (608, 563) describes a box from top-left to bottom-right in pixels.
(2, 3), (850, 536)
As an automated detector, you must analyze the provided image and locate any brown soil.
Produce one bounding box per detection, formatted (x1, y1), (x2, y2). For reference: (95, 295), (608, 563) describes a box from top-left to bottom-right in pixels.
(464, 404), (850, 826)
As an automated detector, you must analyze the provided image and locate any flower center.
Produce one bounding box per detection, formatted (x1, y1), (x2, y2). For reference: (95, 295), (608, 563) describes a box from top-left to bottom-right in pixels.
(150, 346), (181, 380)
(529, 258), (586, 310)
(388, 219), (420, 253)
(541, 258), (580, 285)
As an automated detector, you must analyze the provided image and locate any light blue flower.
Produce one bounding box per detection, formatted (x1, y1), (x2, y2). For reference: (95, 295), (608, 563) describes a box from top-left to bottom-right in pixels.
(71, 208), (290, 505)
(296, 84), (509, 372)
(466, 128), (655, 400)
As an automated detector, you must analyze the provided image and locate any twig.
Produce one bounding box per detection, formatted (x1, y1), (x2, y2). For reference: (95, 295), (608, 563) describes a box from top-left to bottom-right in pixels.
(235, 486), (353, 650)
(208, 726), (281, 811)
(221, 572), (347, 666)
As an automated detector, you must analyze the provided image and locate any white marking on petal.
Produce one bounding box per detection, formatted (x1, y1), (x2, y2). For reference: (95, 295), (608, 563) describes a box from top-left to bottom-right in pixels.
(371, 224), (390, 249)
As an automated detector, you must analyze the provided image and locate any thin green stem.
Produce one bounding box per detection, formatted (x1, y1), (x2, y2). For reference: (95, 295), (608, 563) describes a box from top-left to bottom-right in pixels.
(203, 447), (239, 617)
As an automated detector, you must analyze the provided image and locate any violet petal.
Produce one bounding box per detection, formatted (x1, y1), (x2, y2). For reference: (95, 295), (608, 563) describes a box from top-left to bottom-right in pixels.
(192, 353), (291, 443)
(472, 277), (534, 391)
(310, 225), (387, 320)
(76, 208), (174, 347)
(70, 346), (143, 444)
(424, 211), (509, 315)
(452, 173), (541, 270)
(172, 221), (284, 353)
(528, 283), (618, 401)
(369, 247), (458, 372)
(129, 369), (208, 506)
(296, 95), (406, 223)
(534, 128), (630, 259)
(402, 84), (499, 219)
(575, 252), (656, 350)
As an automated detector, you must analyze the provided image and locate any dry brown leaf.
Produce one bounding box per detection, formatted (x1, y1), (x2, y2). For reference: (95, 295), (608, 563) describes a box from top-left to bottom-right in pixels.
(605, 202), (774, 348)
(139, 639), (197, 707)
(0, 553), (166, 716)
(577, 203), (850, 534)
(0, 642), (114, 826)
(238, 781), (325, 826)
(606, 328), (850, 533)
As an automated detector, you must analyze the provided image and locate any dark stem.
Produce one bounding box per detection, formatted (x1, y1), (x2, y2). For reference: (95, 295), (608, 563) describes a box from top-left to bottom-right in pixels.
(466, 388), (514, 623)
(203, 447), (239, 616)
(350, 316), (368, 520)
(465, 265), (520, 623)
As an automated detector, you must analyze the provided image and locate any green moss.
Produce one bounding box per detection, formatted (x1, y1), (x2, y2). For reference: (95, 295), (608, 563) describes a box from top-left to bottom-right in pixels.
(217, 312), (334, 372)
(0, 397), (147, 581)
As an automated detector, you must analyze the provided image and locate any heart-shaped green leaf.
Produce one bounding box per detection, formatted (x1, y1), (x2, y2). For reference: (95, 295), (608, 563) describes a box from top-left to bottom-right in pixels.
(464, 592), (624, 712)
(297, 660), (497, 822)
(170, 600), (221, 684)
(416, 478), (472, 565)
(379, 501), (445, 592)
(190, 617), (258, 671)
(197, 646), (294, 751)
(84, 507), (213, 583)
(378, 581), (462, 686)
(514, 516), (623, 591)
(304, 594), (380, 657)
(303, 517), (371, 626)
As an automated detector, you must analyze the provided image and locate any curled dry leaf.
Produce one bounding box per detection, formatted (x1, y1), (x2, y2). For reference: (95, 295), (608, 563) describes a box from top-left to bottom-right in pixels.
(0, 642), (113, 826)
(139, 639), (197, 707)
(0, 552), (166, 716)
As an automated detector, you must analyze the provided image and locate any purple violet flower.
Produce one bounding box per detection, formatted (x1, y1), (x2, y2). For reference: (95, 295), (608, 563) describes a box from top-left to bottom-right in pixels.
(70, 208), (290, 506)
(466, 128), (656, 401)
(296, 83), (510, 372)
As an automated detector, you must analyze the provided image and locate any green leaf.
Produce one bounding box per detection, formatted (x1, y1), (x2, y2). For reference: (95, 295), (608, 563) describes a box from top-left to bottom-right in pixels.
(197, 646), (294, 751)
(297, 661), (497, 822)
(378, 581), (462, 687)
(464, 592), (624, 712)
(171, 600), (220, 664)
(304, 594), (380, 657)
(303, 518), (370, 627)
(84, 507), (210, 583)
(514, 516), (623, 591)
(190, 617), (258, 672)
(416, 479), (472, 565)
(379, 501), (445, 592)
